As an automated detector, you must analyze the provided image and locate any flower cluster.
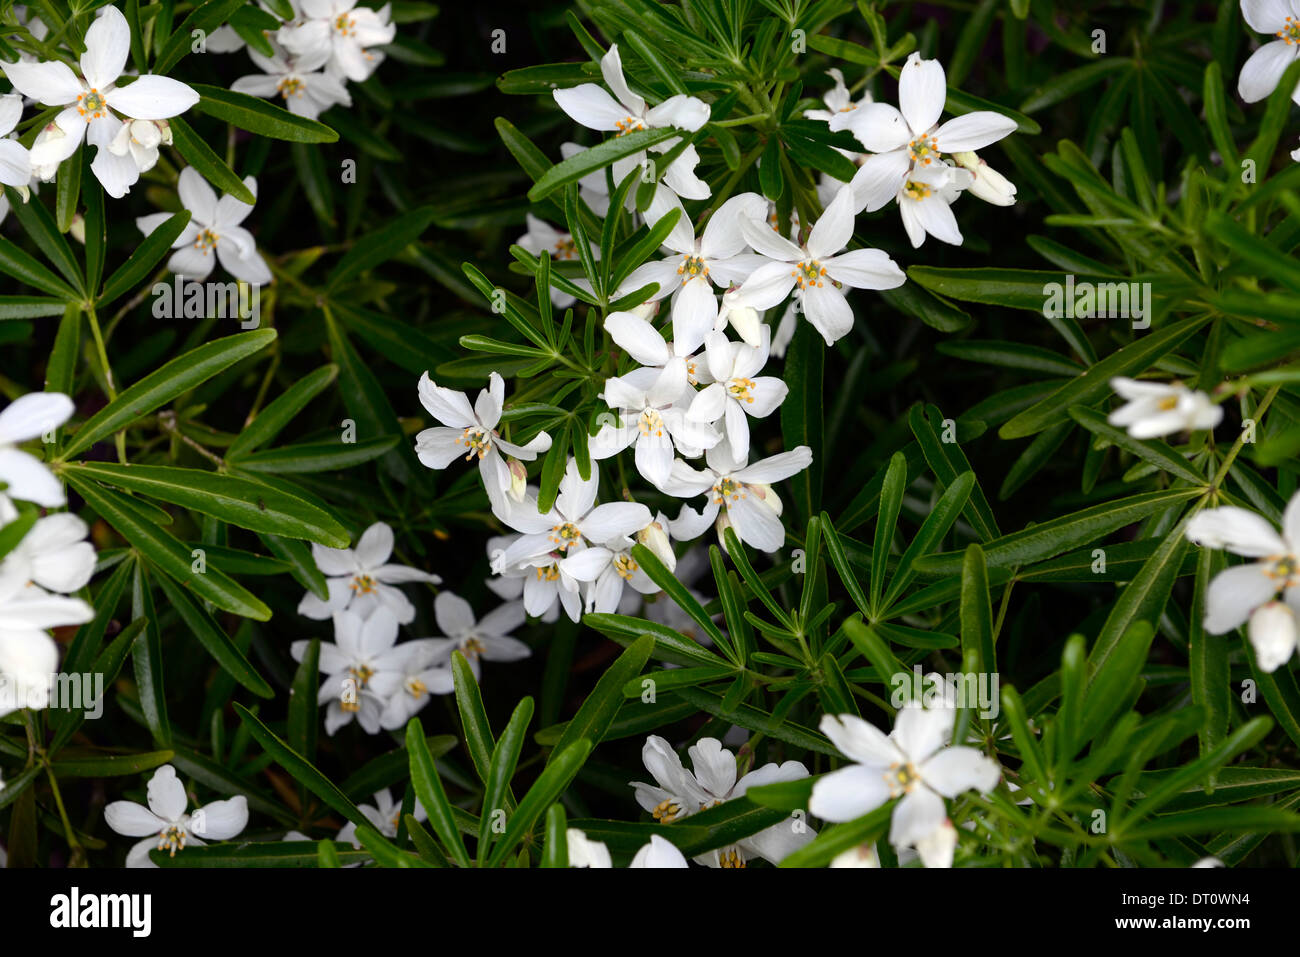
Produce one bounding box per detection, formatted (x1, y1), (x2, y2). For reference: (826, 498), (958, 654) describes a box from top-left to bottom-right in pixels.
(291, 521), (530, 735)
(215, 0), (394, 120)
(0, 393), (95, 725)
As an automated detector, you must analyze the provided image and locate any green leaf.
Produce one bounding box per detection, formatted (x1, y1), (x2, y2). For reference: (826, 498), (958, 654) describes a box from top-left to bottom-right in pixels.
(68, 476), (272, 620)
(1069, 407), (1206, 485)
(327, 206), (436, 292)
(477, 696), (534, 863)
(97, 210), (193, 308)
(405, 718), (473, 868)
(527, 127), (678, 202)
(169, 116), (256, 204)
(3, 185), (83, 295)
(550, 635), (653, 763)
(781, 323), (822, 523)
(153, 0), (247, 73)
(228, 365), (339, 458)
(50, 750), (174, 777)
(451, 650), (496, 784)
(231, 437), (399, 474)
(486, 738), (592, 868)
(153, 571), (274, 698)
(190, 83), (339, 142)
(66, 463), (350, 547)
(235, 703), (371, 829)
(960, 544), (996, 677)
(63, 329), (275, 457)
(912, 489), (1199, 577)
(583, 613), (732, 669)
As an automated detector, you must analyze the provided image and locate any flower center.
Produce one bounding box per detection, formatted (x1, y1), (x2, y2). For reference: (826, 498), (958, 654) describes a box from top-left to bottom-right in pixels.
(350, 574), (376, 595)
(652, 798), (683, 822)
(405, 677), (428, 698)
(548, 522), (582, 552)
(908, 135), (940, 166)
(792, 259), (826, 290)
(678, 255), (709, 279)
(727, 377), (756, 404)
(638, 408), (665, 438)
(348, 663), (375, 688)
(884, 761), (920, 798)
(157, 825), (188, 857)
(462, 636), (486, 659)
(457, 426), (492, 460)
(535, 564), (560, 582)
(553, 236), (578, 259)
(1156, 395), (1179, 411)
(278, 75), (304, 98)
(614, 553), (638, 580)
(712, 477), (745, 506)
(195, 228), (220, 252)
(719, 847), (746, 868)
(615, 116), (646, 135)
(334, 13), (356, 35)
(903, 179), (933, 201)
(1269, 555), (1299, 582)
(77, 88), (106, 119)
(1278, 16), (1300, 43)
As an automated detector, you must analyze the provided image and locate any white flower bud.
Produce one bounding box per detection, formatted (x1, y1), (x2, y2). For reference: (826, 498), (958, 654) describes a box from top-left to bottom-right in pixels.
(829, 843), (880, 868)
(507, 459), (528, 502)
(951, 150), (1017, 206)
(68, 213), (85, 245)
(636, 519), (675, 572)
(1248, 601), (1298, 673)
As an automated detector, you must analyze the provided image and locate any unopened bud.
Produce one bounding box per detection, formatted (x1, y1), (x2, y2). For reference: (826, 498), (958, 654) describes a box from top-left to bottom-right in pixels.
(637, 520), (675, 572)
(507, 459), (528, 501)
(951, 151), (1016, 206)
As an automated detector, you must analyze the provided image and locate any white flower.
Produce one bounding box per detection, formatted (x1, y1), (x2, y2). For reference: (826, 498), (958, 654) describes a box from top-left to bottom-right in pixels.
(810, 706), (1000, 851)
(278, 0), (396, 82)
(1248, 601), (1297, 672)
(567, 828), (613, 867)
(1, 6), (199, 198)
(831, 52), (1016, 218)
(378, 639), (453, 730)
(0, 565), (93, 717)
(0, 93), (32, 191)
(337, 788), (428, 847)
(490, 459), (651, 572)
(292, 606), (420, 735)
(0, 392), (74, 507)
(631, 735), (813, 867)
(104, 765), (248, 867)
(603, 307), (712, 387)
(728, 185), (905, 345)
(689, 328), (788, 462)
(420, 591), (530, 679)
(566, 829), (689, 867)
(1185, 493), (1300, 672)
(415, 371), (552, 516)
(1237, 0), (1300, 104)
(829, 842), (881, 867)
(910, 817), (959, 868)
(136, 167), (273, 285)
(589, 358), (721, 488)
(895, 161), (973, 248)
(1107, 378), (1223, 439)
(552, 44), (711, 203)
(297, 521), (439, 624)
(0, 499), (95, 594)
(629, 834), (689, 868)
(664, 445), (813, 553)
(804, 67), (871, 123)
(231, 41), (351, 119)
(583, 512), (673, 614)
(618, 191), (769, 353)
(105, 117), (171, 177)
(515, 214), (591, 308)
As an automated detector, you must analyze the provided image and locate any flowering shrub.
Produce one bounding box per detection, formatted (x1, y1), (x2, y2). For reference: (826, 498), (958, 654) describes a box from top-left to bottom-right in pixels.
(1, 0), (1299, 871)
